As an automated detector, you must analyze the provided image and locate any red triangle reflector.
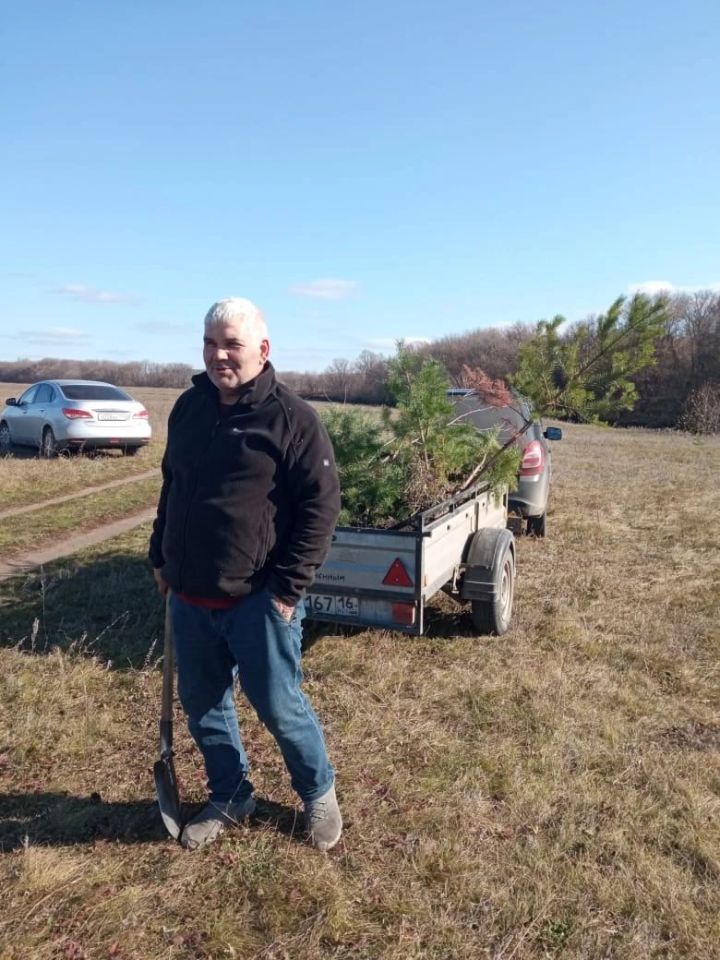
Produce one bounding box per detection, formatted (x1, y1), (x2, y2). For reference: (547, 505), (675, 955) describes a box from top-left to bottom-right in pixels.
(382, 558), (414, 588)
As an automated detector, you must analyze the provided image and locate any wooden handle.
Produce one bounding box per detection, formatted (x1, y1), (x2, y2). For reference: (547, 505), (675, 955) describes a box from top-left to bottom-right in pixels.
(160, 589), (175, 738)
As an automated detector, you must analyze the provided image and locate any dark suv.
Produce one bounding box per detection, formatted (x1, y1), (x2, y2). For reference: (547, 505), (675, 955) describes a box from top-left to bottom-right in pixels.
(448, 389), (562, 537)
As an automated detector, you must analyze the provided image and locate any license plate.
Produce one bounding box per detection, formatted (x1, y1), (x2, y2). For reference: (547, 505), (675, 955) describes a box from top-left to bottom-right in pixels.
(97, 412), (129, 421)
(306, 593), (359, 618)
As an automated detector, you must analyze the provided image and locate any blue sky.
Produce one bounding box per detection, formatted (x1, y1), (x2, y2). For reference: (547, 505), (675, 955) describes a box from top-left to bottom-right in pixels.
(3, 0), (719, 372)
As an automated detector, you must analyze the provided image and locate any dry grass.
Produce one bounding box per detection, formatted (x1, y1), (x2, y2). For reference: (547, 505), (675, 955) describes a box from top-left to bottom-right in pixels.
(0, 423), (719, 959)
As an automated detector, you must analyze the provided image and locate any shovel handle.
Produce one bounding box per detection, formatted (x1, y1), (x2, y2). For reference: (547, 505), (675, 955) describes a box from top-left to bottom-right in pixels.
(160, 590), (175, 733)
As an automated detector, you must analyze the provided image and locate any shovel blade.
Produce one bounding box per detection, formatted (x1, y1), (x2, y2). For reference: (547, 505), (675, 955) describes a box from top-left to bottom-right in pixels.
(154, 757), (182, 840)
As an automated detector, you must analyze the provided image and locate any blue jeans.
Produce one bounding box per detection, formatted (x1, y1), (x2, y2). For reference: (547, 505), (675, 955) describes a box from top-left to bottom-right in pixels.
(170, 589), (334, 804)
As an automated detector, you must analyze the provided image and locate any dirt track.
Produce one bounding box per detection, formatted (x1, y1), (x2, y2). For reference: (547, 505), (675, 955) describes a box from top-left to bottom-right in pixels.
(0, 508), (157, 582)
(0, 468), (160, 521)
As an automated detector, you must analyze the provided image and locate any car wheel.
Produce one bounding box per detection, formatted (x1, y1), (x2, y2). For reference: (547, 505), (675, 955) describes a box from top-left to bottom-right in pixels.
(123, 445), (141, 457)
(527, 512), (547, 538)
(470, 544), (515, 636)
(41, 427), (58, 458)
(0, 421), (11, 454)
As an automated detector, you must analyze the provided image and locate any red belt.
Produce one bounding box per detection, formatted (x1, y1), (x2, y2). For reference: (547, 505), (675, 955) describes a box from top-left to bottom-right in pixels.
(175, 592), (244, 610)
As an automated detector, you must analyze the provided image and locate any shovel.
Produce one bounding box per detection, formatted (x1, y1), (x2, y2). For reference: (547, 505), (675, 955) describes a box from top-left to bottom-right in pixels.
(153, 590), (183, 840)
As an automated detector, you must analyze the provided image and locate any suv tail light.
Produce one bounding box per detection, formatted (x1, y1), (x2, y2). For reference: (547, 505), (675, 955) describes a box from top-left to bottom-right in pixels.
(62, 407), (93, 420)
(519, 440), (544, 476)
(133, 409), (149, 419)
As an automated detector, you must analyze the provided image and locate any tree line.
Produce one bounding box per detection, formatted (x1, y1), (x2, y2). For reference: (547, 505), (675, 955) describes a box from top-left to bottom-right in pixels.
(0, 358), (196, 389)
(1, 290), (718, 432)
(286, 291), (720, 432)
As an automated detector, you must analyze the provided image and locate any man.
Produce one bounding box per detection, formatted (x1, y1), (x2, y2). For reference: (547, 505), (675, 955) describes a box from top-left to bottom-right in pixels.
(149, 297), (342, 851)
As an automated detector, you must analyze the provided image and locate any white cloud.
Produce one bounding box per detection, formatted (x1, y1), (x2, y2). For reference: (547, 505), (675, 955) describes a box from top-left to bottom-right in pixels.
(289, 279), (360, 301)
(630, 280), (720, 296)
(54, 283), (142, 304)
(16, 327), (91, 345)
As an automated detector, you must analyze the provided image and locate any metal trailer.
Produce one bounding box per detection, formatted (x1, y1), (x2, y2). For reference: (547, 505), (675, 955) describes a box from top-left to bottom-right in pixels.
(306, 481), (516, 636)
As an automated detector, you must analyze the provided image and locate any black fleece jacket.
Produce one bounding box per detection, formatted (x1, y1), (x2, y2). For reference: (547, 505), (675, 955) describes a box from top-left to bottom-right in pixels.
(148, 363), (340, 603)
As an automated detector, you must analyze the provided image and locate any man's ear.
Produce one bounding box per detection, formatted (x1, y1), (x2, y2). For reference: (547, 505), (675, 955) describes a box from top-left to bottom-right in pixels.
(260, 339), (270, 362)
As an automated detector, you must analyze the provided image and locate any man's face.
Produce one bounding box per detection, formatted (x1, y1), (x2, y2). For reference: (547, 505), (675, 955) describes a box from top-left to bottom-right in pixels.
(203, 320), (269, 396)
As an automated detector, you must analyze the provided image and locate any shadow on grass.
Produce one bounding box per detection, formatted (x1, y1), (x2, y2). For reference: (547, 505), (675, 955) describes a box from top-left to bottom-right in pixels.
(0, 551), (164, 667)
(300, 619), (367, 651)
(0, 792), (302, 851)
(303, 606), (478, 646)
(423, 599), (478, 639)
(0, 444), (41, 460)
(0, 791), (168, 849)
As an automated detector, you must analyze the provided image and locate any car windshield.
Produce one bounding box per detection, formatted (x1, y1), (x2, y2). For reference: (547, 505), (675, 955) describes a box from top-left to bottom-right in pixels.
(60, 384), (132, 401)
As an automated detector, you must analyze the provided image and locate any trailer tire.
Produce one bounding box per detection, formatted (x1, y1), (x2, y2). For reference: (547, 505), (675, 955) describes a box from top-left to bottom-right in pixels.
(463, 529), (515, 636)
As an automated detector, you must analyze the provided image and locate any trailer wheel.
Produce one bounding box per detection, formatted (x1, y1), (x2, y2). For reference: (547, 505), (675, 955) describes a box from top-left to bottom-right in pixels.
(470, 543), (515, 635)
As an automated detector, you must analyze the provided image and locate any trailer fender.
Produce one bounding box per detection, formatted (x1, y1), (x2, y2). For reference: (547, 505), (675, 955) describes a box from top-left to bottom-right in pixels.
(460, 527), (515, 602)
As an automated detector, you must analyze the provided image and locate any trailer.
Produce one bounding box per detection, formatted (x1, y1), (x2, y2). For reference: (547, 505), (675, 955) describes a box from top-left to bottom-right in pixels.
(306, 481), (516, 636)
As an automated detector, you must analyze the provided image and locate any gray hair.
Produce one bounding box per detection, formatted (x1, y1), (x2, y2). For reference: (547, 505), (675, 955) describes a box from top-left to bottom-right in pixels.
(203, 297), (268, 343)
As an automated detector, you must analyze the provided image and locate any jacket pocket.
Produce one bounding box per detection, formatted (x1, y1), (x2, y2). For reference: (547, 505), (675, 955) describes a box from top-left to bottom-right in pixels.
(253, 508), (273, 569)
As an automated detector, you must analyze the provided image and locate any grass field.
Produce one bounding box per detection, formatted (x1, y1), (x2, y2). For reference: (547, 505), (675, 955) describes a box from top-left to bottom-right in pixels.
(0, 413), (719, 959)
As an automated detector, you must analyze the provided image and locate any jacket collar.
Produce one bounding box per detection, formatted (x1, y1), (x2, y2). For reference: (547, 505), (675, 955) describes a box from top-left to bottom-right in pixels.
(192, 362), (277, 408)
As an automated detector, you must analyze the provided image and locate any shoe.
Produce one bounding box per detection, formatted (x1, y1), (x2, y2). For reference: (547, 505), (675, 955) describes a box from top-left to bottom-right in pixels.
(180, 795), (256, 851)
(304, 784), (342, 852)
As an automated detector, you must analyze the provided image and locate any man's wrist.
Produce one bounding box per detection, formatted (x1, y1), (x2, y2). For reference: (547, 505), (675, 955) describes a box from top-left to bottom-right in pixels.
(270, 595), (296, 621)
(272, 595), (296, 611)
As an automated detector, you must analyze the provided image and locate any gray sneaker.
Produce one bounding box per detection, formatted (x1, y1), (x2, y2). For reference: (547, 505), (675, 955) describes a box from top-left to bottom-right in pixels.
(180, 795), (256, 851)
(304, 784), (343, 852)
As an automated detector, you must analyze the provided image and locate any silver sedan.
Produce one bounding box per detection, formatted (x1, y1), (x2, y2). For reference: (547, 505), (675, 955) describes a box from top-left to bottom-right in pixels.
(0, 380), (152, 456)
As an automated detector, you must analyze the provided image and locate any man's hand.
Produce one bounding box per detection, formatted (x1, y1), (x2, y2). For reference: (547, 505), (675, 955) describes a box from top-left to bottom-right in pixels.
(153, 568), (169, 595)
(271, 596), (295, 622)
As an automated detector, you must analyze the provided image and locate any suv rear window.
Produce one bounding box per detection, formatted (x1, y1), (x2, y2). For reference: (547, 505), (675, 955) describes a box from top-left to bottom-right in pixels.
(451, 396), (528, 443)
(60, 384), (132, 401)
